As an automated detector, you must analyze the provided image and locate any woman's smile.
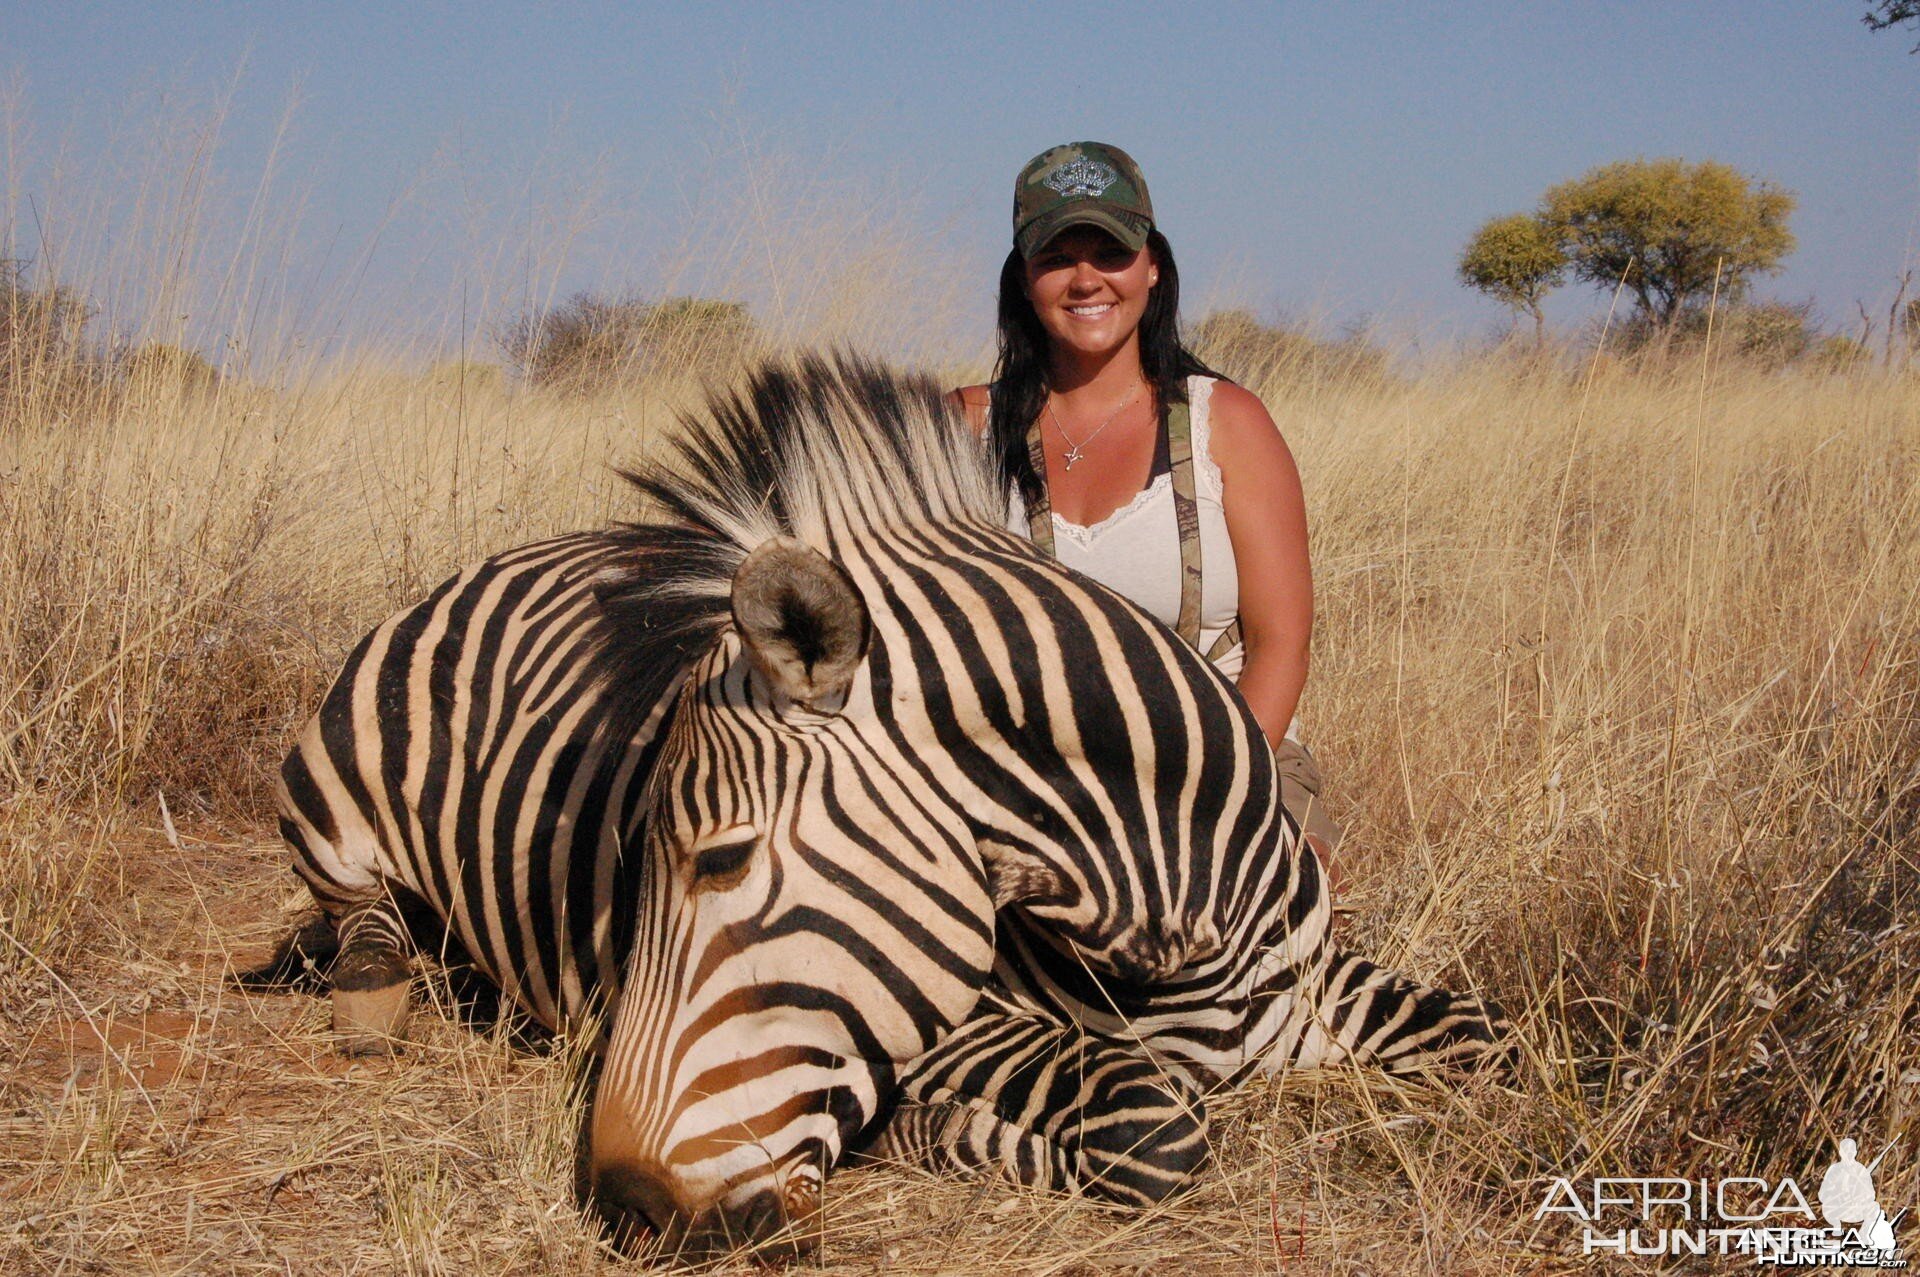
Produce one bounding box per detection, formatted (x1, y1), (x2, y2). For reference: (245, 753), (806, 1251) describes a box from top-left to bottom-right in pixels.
(1024, 226), (1159, 361)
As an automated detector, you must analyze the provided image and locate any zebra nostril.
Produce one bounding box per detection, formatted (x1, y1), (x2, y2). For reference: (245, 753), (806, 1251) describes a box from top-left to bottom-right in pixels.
(591, 1165), (677, 1253)
(593, 1167), (823, 1260)
(713, 1185), (821, 1259)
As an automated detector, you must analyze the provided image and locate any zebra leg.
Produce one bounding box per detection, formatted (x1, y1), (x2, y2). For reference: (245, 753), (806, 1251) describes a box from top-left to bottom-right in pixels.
(871, 1008), (1209, 1205)
(1292, 949), (1509, 1075)
(329, 894), (415, 1055)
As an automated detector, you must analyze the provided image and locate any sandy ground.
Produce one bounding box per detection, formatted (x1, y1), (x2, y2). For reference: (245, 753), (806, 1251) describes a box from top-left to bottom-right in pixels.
(0, 818), (1556, 1275)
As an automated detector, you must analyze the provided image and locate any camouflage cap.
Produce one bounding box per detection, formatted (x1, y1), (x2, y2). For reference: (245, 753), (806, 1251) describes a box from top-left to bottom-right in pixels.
(1013, 141), (1154, 259)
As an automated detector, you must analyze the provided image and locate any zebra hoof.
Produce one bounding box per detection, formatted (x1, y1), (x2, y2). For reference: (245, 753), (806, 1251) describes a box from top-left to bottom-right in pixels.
(332, 980), (412, 1054)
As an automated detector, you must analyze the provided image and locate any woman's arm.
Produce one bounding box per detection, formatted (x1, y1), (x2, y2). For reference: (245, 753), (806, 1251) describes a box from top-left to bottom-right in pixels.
(1207, 382), (1313, 751)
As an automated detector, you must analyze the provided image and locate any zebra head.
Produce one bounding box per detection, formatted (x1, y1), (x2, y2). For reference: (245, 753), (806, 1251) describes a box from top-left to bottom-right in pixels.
(581, 353), (1302, 1257)
(589, 533), (999, 1258)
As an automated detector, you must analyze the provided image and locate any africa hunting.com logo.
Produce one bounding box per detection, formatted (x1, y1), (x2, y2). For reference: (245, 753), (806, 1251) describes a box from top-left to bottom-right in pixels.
(1535, 1138), (1906, 1265)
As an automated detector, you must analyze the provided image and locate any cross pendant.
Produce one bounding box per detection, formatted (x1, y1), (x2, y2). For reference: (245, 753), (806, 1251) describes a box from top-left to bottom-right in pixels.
(1063, 446), (1083, 470)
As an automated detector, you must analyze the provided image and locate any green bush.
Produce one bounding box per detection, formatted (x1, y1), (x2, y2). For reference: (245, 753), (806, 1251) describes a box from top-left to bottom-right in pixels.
(1190, 309), (1389, 389)
(1, 259), (91, 356)
(1811, 334), (1870, 373)
(2, 257), (98, 418)
(1725, 301), (1818, 368)
(1610, 300), (1822, 370)
(497, 293), (755, 390)
(118, 341), (220, 392)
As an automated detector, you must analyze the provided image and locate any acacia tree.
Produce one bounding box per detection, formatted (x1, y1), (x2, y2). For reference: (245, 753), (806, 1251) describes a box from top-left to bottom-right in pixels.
(1457, 213), (1567, 346)
(1542, 159), (1796, 329)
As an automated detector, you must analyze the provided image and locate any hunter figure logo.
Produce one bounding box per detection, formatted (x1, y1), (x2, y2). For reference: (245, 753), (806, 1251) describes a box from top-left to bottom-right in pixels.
(1534, 1136), (1906, 1265)
(1044, 156), (1119, 200)
(1821, 1140), (1902, 1257)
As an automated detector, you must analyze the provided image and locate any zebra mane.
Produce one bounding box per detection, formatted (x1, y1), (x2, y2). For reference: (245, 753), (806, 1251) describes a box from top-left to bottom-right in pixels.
(588, 350), (1003, 718)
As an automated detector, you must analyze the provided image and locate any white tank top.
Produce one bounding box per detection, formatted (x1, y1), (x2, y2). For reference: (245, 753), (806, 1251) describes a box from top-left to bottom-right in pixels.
(1004, 376), (1246, 677)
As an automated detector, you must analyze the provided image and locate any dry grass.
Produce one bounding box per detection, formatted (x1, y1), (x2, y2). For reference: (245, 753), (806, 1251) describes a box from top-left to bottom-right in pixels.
(2, 162), (1918, 1268)
(3, 345), (1914, 1272)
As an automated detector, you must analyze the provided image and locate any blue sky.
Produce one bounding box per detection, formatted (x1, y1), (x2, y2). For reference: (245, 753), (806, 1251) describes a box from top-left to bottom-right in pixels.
(6, 2), (1918, 357)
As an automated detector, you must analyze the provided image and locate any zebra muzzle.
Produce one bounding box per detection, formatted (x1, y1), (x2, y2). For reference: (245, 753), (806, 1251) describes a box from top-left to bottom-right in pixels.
(593, 1164), (824, 1262)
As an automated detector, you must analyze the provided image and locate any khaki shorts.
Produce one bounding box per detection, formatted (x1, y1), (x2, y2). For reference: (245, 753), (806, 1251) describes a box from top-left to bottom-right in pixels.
(1273, 737), (1342, 856)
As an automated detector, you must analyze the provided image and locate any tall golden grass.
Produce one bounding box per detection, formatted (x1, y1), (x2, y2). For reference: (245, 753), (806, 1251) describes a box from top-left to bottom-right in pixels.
(2, 117), (1918, 1269)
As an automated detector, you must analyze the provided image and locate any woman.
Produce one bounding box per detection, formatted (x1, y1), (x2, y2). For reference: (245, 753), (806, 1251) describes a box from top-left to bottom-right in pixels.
(952, 141), (1343, 888)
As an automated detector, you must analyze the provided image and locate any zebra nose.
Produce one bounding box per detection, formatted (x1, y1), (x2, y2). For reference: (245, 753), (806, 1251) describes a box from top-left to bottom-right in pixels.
(701, 1183), (822, 1259)
(590, 1162), (676, 1254)
(593, 1164), (822, 1260)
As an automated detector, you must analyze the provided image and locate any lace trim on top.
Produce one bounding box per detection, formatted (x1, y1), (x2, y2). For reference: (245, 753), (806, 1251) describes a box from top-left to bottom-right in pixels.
(1188, 377), (1223, 496)
(1049, 377), (1221, 548)
(1051, 471), (1172, 546)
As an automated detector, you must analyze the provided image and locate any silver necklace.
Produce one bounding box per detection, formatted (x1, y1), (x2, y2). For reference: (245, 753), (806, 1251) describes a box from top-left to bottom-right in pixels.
(1046, 383), (1142, 470)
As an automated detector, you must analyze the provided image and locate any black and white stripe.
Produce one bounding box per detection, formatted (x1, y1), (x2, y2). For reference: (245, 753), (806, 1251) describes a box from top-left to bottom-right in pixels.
(270, 352), (1505, 1259)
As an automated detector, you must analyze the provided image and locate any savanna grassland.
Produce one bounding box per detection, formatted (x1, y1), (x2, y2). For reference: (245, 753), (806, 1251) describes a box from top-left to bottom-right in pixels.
(1, 204), (1918, 1271)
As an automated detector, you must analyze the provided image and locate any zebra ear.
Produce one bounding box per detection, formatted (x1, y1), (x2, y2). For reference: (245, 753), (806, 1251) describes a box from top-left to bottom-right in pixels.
(731, 537), (871, 711)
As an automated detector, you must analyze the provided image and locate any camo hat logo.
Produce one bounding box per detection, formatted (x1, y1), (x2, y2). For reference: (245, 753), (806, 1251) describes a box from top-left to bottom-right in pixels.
(1013, 141), (1154, 259)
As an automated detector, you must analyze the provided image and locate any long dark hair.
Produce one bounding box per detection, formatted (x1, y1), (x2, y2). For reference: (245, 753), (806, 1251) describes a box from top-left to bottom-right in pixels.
(987, 228), (1223, 507)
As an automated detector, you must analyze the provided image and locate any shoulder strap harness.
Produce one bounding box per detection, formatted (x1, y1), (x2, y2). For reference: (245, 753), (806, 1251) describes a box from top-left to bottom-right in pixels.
(1023, 395), (1241, 661)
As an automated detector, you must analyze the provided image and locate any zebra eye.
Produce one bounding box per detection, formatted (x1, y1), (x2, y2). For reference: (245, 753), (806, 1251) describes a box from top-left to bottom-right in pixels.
(690, 832), (757, 888)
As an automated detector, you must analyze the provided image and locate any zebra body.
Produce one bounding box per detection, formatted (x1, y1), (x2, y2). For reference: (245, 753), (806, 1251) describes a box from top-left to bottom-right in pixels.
(278, 533), (653, 1027)
(272, 355), (1503, 1257)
